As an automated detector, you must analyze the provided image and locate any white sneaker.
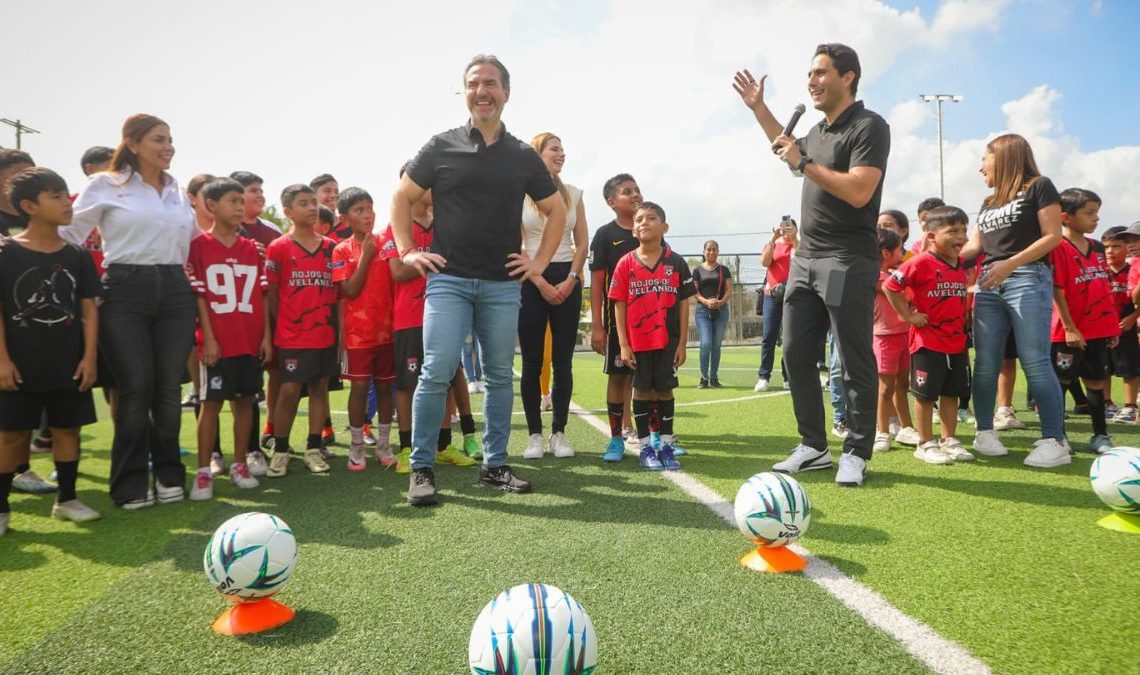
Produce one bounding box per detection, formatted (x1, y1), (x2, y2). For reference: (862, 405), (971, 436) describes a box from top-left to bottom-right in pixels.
(894, 426), (920, 446)
(467, 381), (479, 394)
(246, 450), (268, 477)
(155, 482), (185, 504)
(229, 462), (260, 489)
(993, 406), (1026, 431)
(523, 433), (545, 459)
(540, 395), (553, 411)
(754, 378), (769, 392)
(973, 430), (1009, 457)
(210, 452), (226, 477)
(189, 472), (213, 501)
(872, 432), (892, 453)
(1024, 438), (1072, 468)
(549, 432), (575, 458)
(835, 454), (866, 487)
(773, 444), (832, 473)
(914, 440), (954, 465)
(51, 499), (101, 523)
(940, 437), (974, 462)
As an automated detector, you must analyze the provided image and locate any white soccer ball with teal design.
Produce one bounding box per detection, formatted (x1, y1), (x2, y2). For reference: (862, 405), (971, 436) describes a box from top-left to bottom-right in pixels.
(1089, 447), (1140, 513)
(734, 471), (811, 547)
(203, 512), (297, 600)
(468, 583), (598, 675)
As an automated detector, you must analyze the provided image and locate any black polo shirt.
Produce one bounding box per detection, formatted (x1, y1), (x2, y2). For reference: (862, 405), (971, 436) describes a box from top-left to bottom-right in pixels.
(795, 101), (890, 260)
(406, 122), (557, 281)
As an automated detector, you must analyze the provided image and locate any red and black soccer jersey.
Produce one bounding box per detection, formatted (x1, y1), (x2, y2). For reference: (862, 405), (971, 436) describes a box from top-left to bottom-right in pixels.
(188, 233), (267, 358)
(1050, 237), (1118, 342)
(1109, 263), (1134, 317)
(380, 221), (433, 332)
(884, 251), (968, 355)
(333, 234), (393, 349)
(607, 247), (695, 353)
(265, 235), (337, 350)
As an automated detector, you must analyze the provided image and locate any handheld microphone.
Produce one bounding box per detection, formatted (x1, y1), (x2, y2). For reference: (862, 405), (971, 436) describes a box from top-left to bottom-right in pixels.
(772, 104), (806, 153)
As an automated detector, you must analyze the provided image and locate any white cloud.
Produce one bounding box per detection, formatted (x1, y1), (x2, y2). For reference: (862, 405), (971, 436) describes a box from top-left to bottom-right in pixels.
(1001, 85), (1063, 137)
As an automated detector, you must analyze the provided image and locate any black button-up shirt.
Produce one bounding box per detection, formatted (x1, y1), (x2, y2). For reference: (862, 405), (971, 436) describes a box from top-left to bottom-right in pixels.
(795, 101), (890, 260)
(406, 123), (557, 281)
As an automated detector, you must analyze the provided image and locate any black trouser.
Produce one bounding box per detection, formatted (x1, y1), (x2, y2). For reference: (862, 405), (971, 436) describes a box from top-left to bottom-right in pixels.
(518, 262), (582, 436)
(782, 254), (878, 460)
(101, 265), (196, 504)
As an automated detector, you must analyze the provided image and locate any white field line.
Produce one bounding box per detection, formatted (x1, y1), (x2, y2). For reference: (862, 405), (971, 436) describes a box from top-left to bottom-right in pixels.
(567, 399), (991, 675)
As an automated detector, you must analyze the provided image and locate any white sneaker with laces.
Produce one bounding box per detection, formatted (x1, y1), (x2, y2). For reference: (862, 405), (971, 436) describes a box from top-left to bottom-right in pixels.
(247, 450), (268, 477)
(773, 444), (832, 473)
(835, 454), (866, 487)
(1024, 438), (1072, 468)
(155, 482), (185, 504)
(189, 472), (213, 501)
(210, 452), (226, 477)
(872, 432), (892, 453)
(940, 437), (975, 461)
(523, 433), (545, 459)
(549, 432), (575, 458)
(894, 426), (920, 446)
(754, 378), (769, 392)
(993, 406), (1026, 431)
(973, 430), (1009, 457)
(229, 462), (260, 489)
(914, 440), (953, 465)
(51, 499), (101, 522)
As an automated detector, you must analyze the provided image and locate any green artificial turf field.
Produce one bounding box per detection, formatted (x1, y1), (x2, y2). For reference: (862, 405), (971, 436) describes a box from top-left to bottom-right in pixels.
(2, 345), (1138, 674)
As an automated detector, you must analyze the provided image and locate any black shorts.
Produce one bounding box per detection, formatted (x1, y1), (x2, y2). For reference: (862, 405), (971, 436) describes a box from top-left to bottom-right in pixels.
(632, 341), (679, 393)
(199, 355), (263, 402)
(394, 327), (423, 391)
(910, 348), (971, 402)
(278, 347), (338, 384)
(1052, 339), (1110, 382)
(603, 327), (633, 376)
(1110, 329), (1140, 379)
(0, 388), (96, 431)
(1004, 332), (1018, 360)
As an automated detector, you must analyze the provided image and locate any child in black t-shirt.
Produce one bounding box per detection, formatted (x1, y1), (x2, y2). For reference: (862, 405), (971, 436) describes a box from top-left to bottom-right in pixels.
(0, 168), (100, 535)
(608, 202), (695, 471)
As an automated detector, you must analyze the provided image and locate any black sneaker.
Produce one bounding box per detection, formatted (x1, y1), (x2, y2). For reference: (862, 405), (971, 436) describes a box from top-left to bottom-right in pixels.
(479, 464), (532, 494)
(407, 467), (438, 506)
(698, 378), (709, 389)
(710, 378), (722, 388)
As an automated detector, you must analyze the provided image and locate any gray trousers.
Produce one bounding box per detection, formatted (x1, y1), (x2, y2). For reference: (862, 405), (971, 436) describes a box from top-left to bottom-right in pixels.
(781, 254), (878, 460)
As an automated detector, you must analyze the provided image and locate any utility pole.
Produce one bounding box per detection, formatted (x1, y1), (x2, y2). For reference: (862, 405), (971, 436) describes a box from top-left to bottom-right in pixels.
(0, 118), (41, 150)
(918, 95), (962, 200)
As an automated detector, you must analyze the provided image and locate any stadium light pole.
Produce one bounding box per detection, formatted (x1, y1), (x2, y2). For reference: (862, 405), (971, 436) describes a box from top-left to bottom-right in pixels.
(0, 118), (40, 150)
(918, 95), (962, 200)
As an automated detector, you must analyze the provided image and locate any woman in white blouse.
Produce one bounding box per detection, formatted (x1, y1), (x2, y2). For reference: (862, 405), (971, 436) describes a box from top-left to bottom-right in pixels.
(518, 133), (588, 460)
(63, 114), (198, 509)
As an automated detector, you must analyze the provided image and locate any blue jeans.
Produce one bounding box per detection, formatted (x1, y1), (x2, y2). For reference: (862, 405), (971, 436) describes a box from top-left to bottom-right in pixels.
(462, 333), (482, 383)
(695, 304), (729, 380)
(411, 274), (520, 469)
(828, 331), (846, 423)
(757, 294), (784, 379)
(972, 262), (1064, 438)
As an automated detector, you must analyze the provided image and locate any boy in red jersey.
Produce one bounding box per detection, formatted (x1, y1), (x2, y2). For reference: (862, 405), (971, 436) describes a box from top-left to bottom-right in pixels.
(1051, 189), (1118, 454)
(871, 228), (913, 453)
(883, 206), (973, 465)
(1102, 226), (1140, 424)
(264, 184), (338, 477)
(608, 202), (694, 471)
(186, 178), (270, 500)
(332, 187), (396, 470)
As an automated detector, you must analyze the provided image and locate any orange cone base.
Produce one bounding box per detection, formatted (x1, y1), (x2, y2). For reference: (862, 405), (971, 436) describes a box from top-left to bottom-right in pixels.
(211, 597), (295, 635)
(1097, 512), (1140, 535)
(739, 545), (808, 573)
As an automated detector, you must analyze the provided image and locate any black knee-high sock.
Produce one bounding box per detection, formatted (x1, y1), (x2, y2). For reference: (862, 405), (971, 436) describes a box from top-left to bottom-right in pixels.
(1068, 379), (1089, 406)
(657, 398), (676, 437)
(15, 462), (29, 475)
(275, 436), (291, 454)
(54, 460), (78, 503)
(437, 427), (452, 451)
(0, 472), (13, 512)
(1087, 387), (1108, 436)
(607, 402), (623, 437)
(399, 430), (412, 449)
(633, 399), (652, 441)
(306, 433), (321, 449)
(460, 414), (476, 436)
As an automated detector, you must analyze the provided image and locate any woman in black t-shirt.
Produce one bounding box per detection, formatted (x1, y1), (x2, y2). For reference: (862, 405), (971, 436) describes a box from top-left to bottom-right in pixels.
(963, 133), (1067, 466)
(692, 240), (733, 387)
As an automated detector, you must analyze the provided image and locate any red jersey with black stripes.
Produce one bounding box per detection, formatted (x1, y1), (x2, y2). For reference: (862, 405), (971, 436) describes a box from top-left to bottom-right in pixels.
(607, 247), (695, 352)
(1108, 262), (1134, 316)
(1050, 237), (1117, 342)
(380, 221), (433, 331)
(884, 251), (968, 355)
(188, 233), (267, 358)
(266, 234), (337, 349)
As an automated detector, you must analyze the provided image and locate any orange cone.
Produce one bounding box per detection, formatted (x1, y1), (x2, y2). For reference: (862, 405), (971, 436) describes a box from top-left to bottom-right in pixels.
(739, 545), (808, 573)
(211, 597), (296, 635)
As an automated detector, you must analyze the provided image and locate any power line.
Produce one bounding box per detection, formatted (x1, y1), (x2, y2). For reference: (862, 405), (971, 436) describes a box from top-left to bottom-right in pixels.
(0, 118), (40, 149)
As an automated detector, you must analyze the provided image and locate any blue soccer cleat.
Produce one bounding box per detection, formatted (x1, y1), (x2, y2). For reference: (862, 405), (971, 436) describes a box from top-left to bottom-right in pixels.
(602, 437), (625, 462)
(639, 446), (664, 471)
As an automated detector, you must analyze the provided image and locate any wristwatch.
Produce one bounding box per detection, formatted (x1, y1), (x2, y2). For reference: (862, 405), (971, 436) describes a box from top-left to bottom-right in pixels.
(796, 154), (813, 172)
(568, 270), (580, 284)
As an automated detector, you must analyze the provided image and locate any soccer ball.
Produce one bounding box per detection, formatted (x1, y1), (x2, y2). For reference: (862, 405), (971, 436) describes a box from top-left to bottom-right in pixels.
(734, 471), (811, 547)
(469, 583), (598, 675)
(203, 512), (297, 600)
(1089, 447), (1140, 513)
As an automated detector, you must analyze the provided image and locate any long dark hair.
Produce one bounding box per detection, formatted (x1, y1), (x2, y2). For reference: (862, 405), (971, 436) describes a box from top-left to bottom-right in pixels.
(984, 133), (1042, 207)
(110, 113), (168, 175)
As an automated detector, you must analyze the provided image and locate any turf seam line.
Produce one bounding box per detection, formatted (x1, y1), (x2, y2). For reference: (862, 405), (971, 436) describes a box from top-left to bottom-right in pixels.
(567, 399), (992, 675)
